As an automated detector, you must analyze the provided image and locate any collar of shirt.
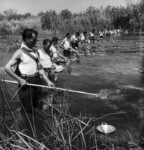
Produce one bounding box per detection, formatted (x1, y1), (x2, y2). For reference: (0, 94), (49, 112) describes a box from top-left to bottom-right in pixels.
(21, 42), (33, 52)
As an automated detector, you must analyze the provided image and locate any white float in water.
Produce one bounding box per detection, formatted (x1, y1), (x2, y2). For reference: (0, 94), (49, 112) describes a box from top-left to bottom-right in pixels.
(96, 122), (116, 134)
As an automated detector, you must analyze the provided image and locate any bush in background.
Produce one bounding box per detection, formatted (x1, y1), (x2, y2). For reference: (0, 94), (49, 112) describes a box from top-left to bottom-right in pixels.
(1, 1), (144, 36)
(0, 20), (12, 35)
(0, 16), (40, 36)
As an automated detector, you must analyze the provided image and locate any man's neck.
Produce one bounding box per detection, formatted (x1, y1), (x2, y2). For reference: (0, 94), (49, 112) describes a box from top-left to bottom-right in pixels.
(21, 42), (33, 51)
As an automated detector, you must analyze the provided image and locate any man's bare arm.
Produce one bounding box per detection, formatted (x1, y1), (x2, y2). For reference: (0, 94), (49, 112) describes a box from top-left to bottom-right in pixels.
(5, 50), (27, 86)
(38, 69), (54, 87)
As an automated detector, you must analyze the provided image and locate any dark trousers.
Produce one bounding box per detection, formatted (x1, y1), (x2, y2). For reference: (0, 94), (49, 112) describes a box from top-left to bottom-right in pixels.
(63, 50), (71, 58)
(18, 75), (42, 113)
(44, 68), (55, 82)
(18, 75), (53, 138)
(71, 42), (79, 49)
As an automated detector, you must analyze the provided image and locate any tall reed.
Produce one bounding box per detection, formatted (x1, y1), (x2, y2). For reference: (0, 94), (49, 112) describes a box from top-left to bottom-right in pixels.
(0, 78), (135, 150)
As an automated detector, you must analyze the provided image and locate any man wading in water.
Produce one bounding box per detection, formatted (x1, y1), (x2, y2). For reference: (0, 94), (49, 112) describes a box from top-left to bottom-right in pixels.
(5, 28), (54, 136)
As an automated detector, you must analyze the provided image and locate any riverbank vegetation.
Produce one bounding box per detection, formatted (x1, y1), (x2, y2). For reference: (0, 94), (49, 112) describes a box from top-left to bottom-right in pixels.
(0, 0), (144, 36)
(0, 78), (139, 150)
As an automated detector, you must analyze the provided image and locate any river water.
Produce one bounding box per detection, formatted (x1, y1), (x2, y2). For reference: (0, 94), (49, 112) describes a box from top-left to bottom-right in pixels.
(58, 35), (144, 137)
(1, 35), (144, 142)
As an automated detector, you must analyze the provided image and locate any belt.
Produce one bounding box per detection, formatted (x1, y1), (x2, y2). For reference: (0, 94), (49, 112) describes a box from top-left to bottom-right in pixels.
(20, 72), (38, 78)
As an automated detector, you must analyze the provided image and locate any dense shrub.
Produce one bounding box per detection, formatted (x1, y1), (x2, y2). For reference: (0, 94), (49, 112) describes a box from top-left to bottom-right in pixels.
(0, 13), (4, 21)
(40, 1), (144, 33)
(0, 22), (12, 35)
(0, 16), (40, 36)
(13, 24), (28, 35)
(1, 1), (144, 35)
(41, 10), (60, 31)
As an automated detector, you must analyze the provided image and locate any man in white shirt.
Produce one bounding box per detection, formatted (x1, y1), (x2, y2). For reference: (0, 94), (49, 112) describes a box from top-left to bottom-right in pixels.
(49, 37), (68, 82)
(50, 37), (67, 64)
(61, 33), (72, 58)
(80, 31), (87, 43)
(89, 29), (95, 43)
(61, 33), (80, 63)
(99, 29), (104, 38)
(38, 39), (55, 82)
(71, 32), (80, 49)
(5, 28), (54, 113)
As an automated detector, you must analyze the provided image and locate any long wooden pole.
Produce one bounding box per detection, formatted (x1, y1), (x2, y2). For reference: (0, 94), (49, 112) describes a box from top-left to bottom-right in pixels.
(1, 79), (100, 98)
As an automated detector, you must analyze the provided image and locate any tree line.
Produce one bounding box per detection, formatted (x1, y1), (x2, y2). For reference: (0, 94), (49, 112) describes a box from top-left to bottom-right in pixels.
(0, 0), (144, 35)
(41, 1), (144, 34)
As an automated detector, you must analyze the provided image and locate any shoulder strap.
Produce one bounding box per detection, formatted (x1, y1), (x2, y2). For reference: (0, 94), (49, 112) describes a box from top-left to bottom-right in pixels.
(21, 47), (38, 63)
(20, 47), (43, 70)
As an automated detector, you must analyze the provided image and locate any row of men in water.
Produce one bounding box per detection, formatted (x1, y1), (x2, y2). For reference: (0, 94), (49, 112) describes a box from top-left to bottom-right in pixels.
(4, 27), (123, 112)
(4, 28), (84, 112)
(61, 30), (98, 47)
(61, 28), (123, 50)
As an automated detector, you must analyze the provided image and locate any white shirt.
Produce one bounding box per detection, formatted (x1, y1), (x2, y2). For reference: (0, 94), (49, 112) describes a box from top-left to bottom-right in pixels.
(49, 45), (58, 58)
(99, 31), (104, 37)
(38, 49), (53, 68)
(80, 33), (86, 41)
(19, 43), (38, 75)
(62, 38), (71, 50)
(71, 34), (77, 42)
(90, 32), (95, 37)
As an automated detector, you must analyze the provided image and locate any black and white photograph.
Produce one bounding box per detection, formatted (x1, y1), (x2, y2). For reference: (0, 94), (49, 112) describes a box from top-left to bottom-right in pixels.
(0, 0), (144, 149)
